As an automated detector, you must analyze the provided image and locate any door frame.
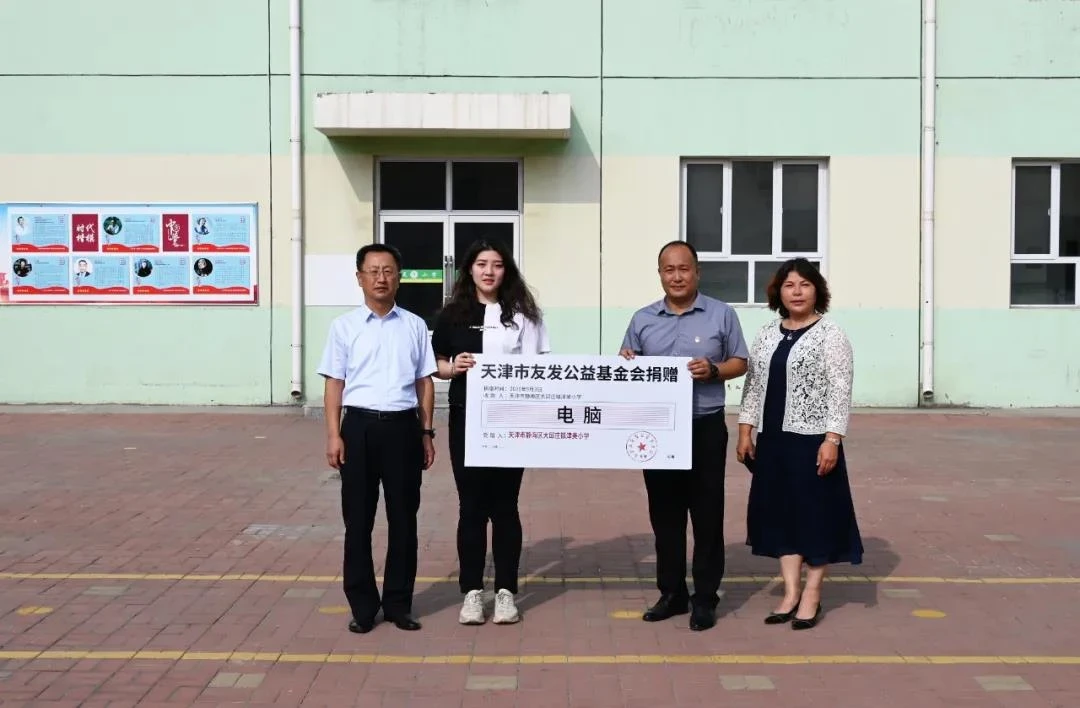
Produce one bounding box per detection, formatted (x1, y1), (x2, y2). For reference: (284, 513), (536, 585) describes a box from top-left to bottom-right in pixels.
(375, 157), (526, 308)
(378, 213), (453, 309)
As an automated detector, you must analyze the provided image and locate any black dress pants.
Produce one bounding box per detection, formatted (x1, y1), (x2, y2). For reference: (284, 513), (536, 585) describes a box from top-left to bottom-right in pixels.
(339, 407), (424, 623)
(643, 410), (728, 609)
(448, 406), (524, 594)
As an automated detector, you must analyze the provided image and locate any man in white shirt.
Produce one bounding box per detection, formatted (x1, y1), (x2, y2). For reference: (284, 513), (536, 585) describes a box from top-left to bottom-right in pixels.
(318, 243), (437, 633)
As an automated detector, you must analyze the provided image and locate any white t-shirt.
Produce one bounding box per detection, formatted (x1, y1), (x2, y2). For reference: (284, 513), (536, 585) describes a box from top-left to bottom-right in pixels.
(481, 302), (551, 355)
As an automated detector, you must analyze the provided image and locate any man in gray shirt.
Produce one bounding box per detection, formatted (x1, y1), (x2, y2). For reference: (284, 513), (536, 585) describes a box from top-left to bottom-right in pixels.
(620, 240), (749, 631)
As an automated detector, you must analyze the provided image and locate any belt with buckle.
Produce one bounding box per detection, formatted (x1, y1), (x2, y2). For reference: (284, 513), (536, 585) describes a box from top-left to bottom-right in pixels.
(345, 406), (418, 421)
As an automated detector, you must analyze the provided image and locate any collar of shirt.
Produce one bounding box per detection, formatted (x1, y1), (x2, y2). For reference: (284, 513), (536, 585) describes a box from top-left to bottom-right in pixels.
(654, 293), (706, 317)
(359, 302), (402, 321)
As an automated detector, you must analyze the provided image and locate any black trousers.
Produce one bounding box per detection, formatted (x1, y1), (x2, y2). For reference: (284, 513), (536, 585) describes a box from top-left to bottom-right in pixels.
(448, 406), (524, 594)
(339, 407), (424, 623)
(643, 410), (728, 609)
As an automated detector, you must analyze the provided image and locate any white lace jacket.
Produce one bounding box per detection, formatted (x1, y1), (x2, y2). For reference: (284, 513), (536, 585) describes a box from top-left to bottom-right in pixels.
(737, 317), (854, 436)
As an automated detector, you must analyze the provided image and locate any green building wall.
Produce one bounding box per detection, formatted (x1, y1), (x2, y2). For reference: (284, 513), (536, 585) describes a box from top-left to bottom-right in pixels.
(1, 1), (1078, 407)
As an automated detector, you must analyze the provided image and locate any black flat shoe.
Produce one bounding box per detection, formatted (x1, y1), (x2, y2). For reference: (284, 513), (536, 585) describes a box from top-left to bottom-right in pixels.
(348, 619), (374, 634)
(768, 595), (803, 625)
(642, 594), (689, 622)
(689, 605), (716, 631)
(764, 598), (801, 625)
(386, 614), (422, 631)
(791, 603), (822, 631)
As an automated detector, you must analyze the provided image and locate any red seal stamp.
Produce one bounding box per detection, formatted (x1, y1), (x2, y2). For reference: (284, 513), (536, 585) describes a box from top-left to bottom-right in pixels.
(626, 431), (658, 463)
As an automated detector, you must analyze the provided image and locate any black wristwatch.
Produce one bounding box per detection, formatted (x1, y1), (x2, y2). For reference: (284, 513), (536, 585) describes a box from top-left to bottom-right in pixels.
(710, 363), (721, 380)
(422, 429), (436, 439)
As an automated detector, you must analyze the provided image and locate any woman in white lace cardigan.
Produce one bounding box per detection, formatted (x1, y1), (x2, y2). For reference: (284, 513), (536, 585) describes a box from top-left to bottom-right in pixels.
(736, 258), (864, 631)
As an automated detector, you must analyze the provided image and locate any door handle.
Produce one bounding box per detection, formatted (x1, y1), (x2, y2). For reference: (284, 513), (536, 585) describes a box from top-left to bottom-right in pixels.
(443, 255), (454, 303)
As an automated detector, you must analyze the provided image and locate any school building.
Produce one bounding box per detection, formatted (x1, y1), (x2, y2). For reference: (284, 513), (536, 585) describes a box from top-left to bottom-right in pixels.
(2, 0), (1078, 409)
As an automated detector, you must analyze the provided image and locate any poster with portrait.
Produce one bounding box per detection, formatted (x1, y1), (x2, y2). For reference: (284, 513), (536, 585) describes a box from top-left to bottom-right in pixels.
(0, 205), (9, 303)
(0, 202), (258, 304)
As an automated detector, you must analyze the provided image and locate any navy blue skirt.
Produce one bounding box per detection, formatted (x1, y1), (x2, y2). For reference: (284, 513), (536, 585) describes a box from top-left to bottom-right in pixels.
(746, 431), (864, 567)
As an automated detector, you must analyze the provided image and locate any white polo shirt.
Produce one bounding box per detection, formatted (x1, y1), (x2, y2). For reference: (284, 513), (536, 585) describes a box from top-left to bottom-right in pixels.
(317, 303), (437, 411)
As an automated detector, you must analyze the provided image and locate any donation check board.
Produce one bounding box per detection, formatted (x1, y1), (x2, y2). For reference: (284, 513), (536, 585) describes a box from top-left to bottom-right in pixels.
(464, 354), (693, 470)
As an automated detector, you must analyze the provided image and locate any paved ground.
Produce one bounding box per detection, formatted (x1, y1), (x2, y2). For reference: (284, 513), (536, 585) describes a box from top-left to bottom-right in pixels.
(0, 408), (1078, 707)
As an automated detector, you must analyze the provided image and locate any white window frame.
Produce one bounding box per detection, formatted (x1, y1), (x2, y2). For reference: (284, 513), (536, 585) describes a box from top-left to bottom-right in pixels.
(379, 213), (448, 256)
(378, 213), (450, 309)
(1010, 161), (1080, 307)
(448, 213), (521, 263)
(680, 158), (829, 305)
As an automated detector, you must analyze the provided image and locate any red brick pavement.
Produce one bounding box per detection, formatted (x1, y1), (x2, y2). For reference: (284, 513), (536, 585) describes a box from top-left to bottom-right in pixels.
(0, 408), (1078, 707)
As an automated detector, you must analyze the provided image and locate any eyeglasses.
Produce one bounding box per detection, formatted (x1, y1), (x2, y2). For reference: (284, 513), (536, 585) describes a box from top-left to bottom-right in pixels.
(360, 268), (399, 279)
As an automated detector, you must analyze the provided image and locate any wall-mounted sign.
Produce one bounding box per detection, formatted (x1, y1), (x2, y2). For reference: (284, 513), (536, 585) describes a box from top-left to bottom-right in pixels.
(1, 203), (258, 304)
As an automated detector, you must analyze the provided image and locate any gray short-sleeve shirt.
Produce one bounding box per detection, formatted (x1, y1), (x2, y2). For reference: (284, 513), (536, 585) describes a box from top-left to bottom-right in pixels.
(620, 293), (749, 417)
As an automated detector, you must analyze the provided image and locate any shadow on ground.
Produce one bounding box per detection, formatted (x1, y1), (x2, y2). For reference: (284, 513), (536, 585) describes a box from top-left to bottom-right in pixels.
(725, 535), (901, 616)
(412, 534), (901, 620)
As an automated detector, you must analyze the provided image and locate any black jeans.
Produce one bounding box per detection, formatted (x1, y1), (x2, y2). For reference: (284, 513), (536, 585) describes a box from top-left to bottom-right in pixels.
(338, 408), (424, 623)
(449, 406), (524, 594)
(642, 410), (728, 609)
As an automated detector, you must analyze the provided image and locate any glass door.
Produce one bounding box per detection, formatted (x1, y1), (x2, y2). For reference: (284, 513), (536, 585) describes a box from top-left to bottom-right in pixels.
(380, 216), (447, 329)
(378, 216), (521, 328)
(449, 216), (520, 281)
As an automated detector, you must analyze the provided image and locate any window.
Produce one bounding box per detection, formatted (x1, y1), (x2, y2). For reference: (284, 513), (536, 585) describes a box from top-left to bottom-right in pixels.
(376, 159), (522, 327)
(1011, 162), (1080, 306)
(681, 159), (827, 304)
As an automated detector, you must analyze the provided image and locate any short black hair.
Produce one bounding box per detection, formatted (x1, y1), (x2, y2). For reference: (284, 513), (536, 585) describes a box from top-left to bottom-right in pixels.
(766, 258), (831, 317)
(356, 243), (403, 271)
(657, 240), (699, 266)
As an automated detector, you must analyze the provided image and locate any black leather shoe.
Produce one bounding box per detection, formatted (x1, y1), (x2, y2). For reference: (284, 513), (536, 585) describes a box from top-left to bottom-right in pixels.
(689, 605), (716, 631)
(348, 619), (374, 634)
(764, 598), (801, 625)
(386, 614), (422, 631)
(791, 603), (822, 631)
(642, 594), (689, 622)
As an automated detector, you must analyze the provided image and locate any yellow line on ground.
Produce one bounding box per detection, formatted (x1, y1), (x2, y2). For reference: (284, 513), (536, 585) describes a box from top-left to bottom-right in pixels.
(0, 650), (1078, 666)
(1, 571), (1078, 586)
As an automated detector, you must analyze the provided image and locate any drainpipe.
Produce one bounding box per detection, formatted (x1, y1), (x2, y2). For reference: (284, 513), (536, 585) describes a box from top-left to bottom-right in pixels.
(289, 0), (304, 402)
(919, 0), (937, 403)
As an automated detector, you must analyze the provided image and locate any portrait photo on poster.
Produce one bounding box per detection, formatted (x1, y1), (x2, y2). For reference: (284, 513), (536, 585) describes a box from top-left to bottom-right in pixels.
(12, 214), (31, 244)
(73, 257), (93, 280)
(134, 258), (153, 279)
(103, 216), (122, 236)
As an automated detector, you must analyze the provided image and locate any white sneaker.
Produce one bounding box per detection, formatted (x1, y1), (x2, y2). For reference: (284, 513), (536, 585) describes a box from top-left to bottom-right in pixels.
(493, 589), (520, 624)
(459, 589), (486, 625)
